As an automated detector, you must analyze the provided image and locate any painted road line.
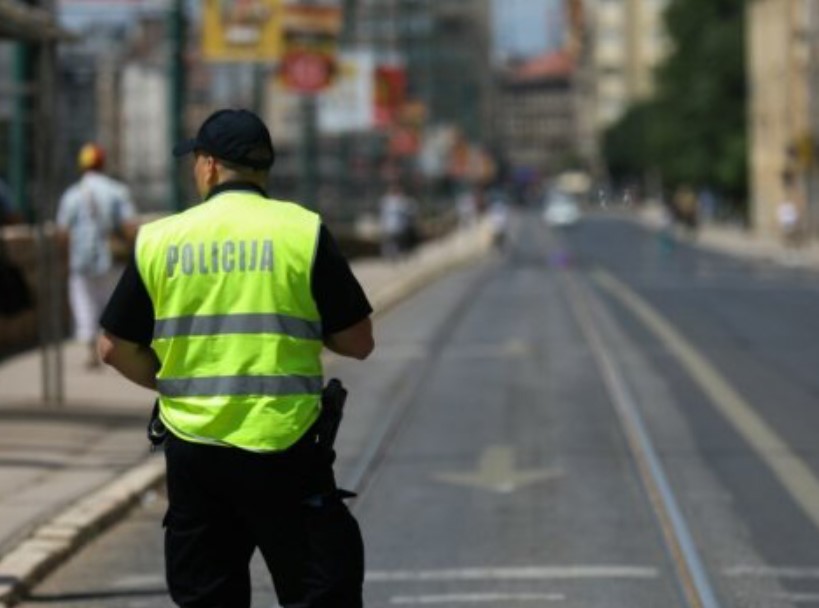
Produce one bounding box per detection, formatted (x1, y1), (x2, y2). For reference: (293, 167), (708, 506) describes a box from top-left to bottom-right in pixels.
(773, 593), (819, 604)
(725, 566), (819, 579)
(366, 565), (658, 582)
(390, 592), (565, 604)
(565, 273), (721, 608)
(593, 269), (819, 534)
(434, 445), (562, 494)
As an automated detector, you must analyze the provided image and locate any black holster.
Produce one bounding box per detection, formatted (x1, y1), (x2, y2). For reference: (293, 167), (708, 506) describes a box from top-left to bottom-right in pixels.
(314, 378), (348, 453)
(147, 400), (167, 450)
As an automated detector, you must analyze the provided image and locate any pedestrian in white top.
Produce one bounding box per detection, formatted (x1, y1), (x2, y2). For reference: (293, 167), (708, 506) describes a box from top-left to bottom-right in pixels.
(777, 198), (802, 264)
(379, 183), (417, 259)
(57, 143), (137, 367)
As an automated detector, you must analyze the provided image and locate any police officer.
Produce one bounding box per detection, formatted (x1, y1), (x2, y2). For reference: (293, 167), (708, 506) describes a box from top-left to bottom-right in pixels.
(98, 108), (374, 608)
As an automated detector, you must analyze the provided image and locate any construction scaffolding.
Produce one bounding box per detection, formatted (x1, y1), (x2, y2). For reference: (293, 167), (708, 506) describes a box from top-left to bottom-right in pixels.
(1, 0), (72, 405)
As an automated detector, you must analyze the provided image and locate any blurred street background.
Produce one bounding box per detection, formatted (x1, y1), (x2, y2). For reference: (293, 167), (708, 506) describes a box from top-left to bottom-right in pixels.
(3, 1), (819, 607)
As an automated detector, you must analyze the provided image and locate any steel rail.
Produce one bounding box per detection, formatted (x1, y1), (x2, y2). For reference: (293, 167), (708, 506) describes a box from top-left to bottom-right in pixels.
(563, 267), (722, 608)
(341, 259), (498, 510)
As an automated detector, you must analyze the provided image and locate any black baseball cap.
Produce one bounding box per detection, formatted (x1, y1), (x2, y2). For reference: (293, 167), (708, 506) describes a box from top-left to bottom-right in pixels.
(173, 109), (276, 170)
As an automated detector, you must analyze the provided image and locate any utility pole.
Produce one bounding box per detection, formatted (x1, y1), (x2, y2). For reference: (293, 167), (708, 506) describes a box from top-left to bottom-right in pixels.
(299, 94), (319, 207)
(342, 0), (358, 46)
(338, 0), (358, 205)
(168, 0), (186, 211)
(31, 0), (63, 405)
(10, 40), (31, 220)
(808, 0), (819, 237)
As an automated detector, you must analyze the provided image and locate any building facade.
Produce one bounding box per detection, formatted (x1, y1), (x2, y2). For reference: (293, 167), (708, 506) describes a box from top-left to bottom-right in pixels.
(354, 0), (492, 142)
(747, 0), (819, 237)
(494, 51), (578, 178)
(588, 0), (670, 130)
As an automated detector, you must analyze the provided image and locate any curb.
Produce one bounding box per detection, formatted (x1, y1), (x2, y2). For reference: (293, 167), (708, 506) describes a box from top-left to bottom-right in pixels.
(635, 206), (819, 269)
(0, 457), (165, 607)
(0, 224), (493, 607)
(369, 222), (494, 316)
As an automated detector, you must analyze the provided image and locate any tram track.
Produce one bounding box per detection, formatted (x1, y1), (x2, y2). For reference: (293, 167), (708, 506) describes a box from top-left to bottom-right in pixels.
(342, 257), (500, 511)
(342, 215), (725, 607)
(542, 217), (723, 608)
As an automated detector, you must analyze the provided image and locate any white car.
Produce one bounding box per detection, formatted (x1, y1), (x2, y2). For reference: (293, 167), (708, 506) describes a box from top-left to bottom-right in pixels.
(542, 192), (582, 227)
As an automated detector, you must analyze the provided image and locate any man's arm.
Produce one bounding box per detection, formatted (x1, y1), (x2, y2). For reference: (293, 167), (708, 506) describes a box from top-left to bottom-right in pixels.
(312, 225), (375, 360)
(324, 317), (374, 360)
(98, 331), (159, 390)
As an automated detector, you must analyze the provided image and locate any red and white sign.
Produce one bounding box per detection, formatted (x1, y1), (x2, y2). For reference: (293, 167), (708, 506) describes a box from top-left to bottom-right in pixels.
(281, 51), (335, 93)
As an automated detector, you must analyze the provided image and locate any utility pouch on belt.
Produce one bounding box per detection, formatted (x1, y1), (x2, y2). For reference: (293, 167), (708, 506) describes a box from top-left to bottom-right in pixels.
(147, 399), (167, 450)
(315, 378), (347, 452)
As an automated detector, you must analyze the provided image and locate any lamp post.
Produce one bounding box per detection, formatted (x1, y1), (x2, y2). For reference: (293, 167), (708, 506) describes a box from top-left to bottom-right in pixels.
(168, 0), (186, 212)
(10, 43), (30, 220)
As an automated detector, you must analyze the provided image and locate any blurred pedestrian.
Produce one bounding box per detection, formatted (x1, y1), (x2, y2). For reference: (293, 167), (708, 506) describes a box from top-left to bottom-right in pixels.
(97, 109), (373, 608)
(672, 185), (698, 236)
(57, 143), (136, 368)
(379, 183), (417, 259)
(456, 185), (478, 229)
(488, 196), (509, 249)
(777, 197), (801, 262)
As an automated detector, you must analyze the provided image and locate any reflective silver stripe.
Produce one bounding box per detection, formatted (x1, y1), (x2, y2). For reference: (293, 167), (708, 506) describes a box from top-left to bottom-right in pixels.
(157, 375), (324, 397)
(154, 314), (322, 341)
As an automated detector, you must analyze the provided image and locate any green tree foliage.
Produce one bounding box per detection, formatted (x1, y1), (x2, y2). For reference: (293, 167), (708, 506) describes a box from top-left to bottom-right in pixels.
(603, 0), (748, 203)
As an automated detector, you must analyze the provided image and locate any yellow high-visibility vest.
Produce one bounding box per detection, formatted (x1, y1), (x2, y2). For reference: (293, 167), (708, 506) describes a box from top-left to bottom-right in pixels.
(136, 189), (323, 451)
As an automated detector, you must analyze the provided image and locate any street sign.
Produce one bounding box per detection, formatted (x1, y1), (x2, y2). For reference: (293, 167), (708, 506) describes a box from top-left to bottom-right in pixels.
(278, 1), (341, 93)
(280, 50), (334, 93)
(202, 0), (284, 62)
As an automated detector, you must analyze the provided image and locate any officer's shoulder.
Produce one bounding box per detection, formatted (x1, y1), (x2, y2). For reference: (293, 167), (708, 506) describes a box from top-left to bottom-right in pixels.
(138, 210), (186, 237)
(269, 198), (320, 220)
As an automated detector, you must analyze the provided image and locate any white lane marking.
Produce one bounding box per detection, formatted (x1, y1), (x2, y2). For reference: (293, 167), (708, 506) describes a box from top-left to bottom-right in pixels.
(370, 340), (531, 362)
(726, 566), (819, 579)
(366, 565), (658, 582)
(570, 273), (720, 608)
(594, 270), (819, 533)
(434, 445), (562, 493)
(112, 574), (165, 588)
(390, 592), (565, 604)
(773, 593), (819, 604)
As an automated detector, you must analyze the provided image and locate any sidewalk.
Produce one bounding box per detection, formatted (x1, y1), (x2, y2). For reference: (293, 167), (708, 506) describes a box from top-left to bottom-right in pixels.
(0, 222), (493, 606)
(639, 205), (819, 269)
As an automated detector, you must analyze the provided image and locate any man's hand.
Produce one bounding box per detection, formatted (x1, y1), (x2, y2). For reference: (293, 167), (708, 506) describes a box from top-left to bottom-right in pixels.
(324, 317), (374, 360)
(98, 331), (160, 390)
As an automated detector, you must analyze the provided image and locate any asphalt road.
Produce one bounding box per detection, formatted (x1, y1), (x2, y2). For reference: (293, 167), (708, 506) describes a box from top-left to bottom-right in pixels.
(16, 211), (819, 608)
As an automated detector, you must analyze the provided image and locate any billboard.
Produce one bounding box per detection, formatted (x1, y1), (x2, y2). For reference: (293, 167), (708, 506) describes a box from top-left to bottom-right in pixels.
(267, 51), (376, 142)
(374, 65), (406, 128)
(202, 0), (284, 62)
(318, 51), (375, 134)
(279, 2), (342, 93)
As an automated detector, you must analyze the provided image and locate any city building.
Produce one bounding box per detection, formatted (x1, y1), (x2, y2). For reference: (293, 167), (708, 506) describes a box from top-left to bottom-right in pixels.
(494, 49), (579, 179)
(747, 0), (819, 238)
(354, 0), (492, 142)
(587, 0), (670, 130)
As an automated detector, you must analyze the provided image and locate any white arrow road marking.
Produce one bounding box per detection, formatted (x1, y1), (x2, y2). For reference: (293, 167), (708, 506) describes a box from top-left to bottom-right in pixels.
(441, 339), (532, 360)
(366, 565), (659, 582)
(390, 592), (566, 604)
(434, 446), (561, 493)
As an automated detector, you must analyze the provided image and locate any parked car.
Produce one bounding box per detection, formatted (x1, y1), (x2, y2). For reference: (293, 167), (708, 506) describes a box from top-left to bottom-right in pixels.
(542, 191), (582, 227)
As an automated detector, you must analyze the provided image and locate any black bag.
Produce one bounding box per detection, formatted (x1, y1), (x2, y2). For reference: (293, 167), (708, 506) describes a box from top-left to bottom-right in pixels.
(0, 239), (33, 317)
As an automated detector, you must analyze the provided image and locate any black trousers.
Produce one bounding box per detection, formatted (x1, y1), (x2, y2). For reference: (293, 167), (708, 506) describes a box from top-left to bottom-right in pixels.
(163, 434), (364, 608)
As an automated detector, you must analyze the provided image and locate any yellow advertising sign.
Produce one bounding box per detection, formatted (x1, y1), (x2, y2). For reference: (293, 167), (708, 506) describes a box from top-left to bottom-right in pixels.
(202, 0), (284, 62)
